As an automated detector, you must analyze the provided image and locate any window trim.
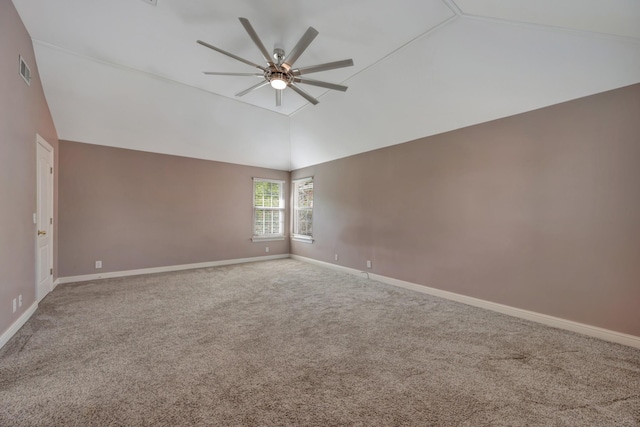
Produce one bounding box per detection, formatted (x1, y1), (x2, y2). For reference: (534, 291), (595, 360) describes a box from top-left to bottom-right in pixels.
(252, 177), (286, 242)
(291, 235), (314, 244)
(251, 235), (286, 243)
(291, 176), (314, 243)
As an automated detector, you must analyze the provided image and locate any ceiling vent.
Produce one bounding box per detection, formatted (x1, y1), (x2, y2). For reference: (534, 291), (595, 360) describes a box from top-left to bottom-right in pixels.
(19, 56), (31, 86)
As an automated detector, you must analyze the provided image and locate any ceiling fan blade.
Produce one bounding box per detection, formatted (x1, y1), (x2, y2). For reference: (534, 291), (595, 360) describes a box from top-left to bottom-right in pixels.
(293, 77), (348, 92)
(289, 83), (319, 105)
(236, 81), (270, 97)
(276, 89), (282, 107)
(204, 72), (264, 77)
(197, 40), (268, 72)
(239, 17), (276, 68)
(292, 59), (354, 76)
(283, 27), (319, 69)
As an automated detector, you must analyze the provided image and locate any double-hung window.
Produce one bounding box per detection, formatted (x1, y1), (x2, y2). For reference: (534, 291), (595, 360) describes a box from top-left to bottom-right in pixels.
(292, 177), (314, 243)
(252, 178), (285, 242)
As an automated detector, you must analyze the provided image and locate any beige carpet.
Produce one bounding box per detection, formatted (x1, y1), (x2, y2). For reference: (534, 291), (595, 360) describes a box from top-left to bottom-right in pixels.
(1, 259), (639, 426)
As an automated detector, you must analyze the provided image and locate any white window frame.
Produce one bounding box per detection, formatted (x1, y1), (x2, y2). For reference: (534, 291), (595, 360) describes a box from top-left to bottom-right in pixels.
(291, 177), (314, 243)
(252, 178), (285, 242)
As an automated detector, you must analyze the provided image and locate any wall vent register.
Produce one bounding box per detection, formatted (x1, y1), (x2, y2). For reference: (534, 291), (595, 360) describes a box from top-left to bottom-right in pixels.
(19, 56), (31, 86)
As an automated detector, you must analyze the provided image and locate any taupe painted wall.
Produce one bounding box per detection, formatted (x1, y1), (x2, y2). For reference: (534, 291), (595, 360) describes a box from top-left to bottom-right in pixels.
(292, 83), (640, 337)
(1, 1), (59, 336)
(58, 141), (289, 277)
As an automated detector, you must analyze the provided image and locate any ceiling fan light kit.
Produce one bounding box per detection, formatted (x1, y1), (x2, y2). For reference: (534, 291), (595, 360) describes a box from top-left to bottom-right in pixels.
(198, 17), (354, 107)
(269, 72), (289, 90)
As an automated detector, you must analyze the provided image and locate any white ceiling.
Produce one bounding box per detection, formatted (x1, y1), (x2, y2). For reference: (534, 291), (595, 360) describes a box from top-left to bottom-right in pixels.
(12, 0), (640, 170)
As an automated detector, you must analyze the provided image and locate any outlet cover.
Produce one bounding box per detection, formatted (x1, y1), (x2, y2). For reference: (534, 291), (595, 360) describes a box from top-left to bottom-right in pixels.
(366, 260), (372, 269)
(95, 260), (102, 269)
(13, 298), (17, 313)
(265, 246), (270, 253)
(334, 254), (339, 261)
(18, 295), (22, 307)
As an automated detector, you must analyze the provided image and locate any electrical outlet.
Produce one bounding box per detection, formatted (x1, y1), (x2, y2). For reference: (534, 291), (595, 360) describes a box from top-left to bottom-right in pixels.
(334, 254), (339, 261)
(265, 246), (270, 253)
(366, 260), (372, 269)
(13, 298), (17, 313)
(18, 295), (22, 307)
(95, 260), (102, 269)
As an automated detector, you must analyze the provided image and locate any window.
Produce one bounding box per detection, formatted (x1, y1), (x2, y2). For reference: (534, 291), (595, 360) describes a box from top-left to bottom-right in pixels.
(292, 177), (313, 242)
(252, 178), (285, 242)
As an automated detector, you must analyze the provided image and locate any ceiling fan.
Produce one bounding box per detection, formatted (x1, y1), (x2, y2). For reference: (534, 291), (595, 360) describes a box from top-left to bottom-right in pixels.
(197, 18), (354, 107)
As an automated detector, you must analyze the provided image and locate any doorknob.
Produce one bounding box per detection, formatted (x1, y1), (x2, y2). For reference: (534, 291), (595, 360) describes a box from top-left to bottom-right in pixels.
(38, 230), (47, 236)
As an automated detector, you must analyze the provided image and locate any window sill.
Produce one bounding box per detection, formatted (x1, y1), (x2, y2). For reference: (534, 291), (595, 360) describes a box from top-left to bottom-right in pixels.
(252, 236), (285, 243)
(291, 235), (314, 244)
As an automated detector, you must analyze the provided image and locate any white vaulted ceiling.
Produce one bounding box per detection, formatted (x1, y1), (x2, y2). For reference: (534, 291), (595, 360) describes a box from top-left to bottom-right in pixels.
(12, 0), (640, 170)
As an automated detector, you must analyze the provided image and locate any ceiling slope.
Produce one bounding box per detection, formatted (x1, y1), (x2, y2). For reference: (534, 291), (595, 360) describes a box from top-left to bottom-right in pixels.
(35, 44), (291, 170)
(289, 17), (640, 169)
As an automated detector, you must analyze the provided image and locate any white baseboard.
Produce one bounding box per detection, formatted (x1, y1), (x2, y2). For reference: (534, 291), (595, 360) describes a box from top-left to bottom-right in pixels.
(291, 255), (640, 350)
(57, 254), (290, 285)
(0, 302), (38, 350)
(290, 255), (370, 278)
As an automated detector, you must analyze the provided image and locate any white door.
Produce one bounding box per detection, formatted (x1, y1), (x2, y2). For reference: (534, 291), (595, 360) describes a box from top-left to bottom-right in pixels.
(36, 135), (54, 302)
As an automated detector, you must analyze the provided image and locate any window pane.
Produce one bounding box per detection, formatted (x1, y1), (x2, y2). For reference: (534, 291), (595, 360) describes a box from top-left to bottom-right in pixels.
(265, 210), (272, 234)
(297, 181), (313, 208)
(296, 209), (312, 236)
(272, 211), (279, 234)
(254, 209), (264, 235)
(271, 183), (280, 207)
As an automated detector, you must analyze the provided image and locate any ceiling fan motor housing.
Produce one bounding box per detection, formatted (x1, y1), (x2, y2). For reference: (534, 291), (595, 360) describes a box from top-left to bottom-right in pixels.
(267, 70), (293, 86)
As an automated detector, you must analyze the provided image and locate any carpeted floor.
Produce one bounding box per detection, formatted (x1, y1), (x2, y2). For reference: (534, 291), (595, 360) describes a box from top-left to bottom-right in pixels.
(1, 259), (639, 426)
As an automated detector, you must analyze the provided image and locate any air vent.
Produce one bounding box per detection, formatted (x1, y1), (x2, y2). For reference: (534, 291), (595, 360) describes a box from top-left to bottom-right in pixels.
(140, 0), (157, 5)
(19, 56), (31, 86)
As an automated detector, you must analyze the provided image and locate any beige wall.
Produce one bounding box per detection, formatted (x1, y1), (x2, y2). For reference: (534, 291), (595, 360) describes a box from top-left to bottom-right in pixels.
(292, 83), (640, 337)
(1, 1), (59, 336)
(58, 141), (289, 277)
